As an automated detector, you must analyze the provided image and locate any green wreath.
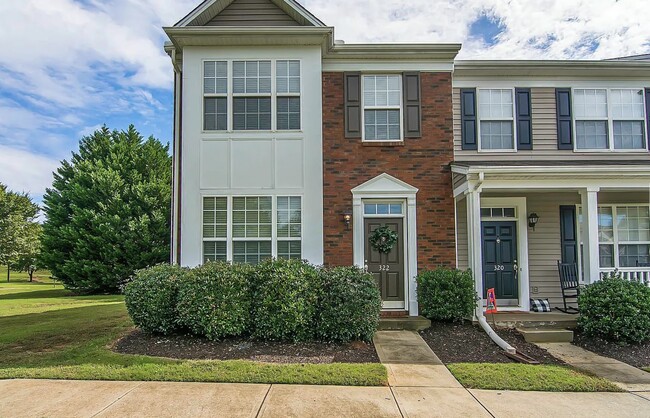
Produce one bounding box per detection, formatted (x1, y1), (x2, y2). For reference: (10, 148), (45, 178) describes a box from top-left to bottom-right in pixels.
(369, 226), (398, 254)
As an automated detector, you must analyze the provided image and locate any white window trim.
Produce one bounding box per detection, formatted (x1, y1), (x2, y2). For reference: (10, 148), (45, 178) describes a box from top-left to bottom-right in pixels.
(477, 88), (517, 153)
(201, 195), (303, 263)
(361, 74), (404, 143)
(577, 203), (650, 272)
(202, 59), (303, 134)
(572, 87), (649, 153)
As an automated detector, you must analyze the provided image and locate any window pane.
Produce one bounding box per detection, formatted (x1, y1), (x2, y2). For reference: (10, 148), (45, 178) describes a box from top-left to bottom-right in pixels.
(597, 207), (614, 242)
(277, 196), (301, 238)
(203, 197), (227, 238)
(576, 121), (608, 149)
(610, 89), (645, 119)
(232, 197), (272, 238)
(203, 241), (227, 263)
(277, 97), (301, 130)
(574, 89), (607, 118)
(365, 110), (401, 140)
(233, 98), (271, 130)
(480, 121), (514, 150)
(233, 60), (272, 94)
(599, 244), (614, 268)
(233, 241), (271, 265)
(619, 244), (650, 268)
(363, 75), (401, 108)
(203, 61), (227, 95)
(614, 121), (645, 150)
(617, 205), (650, 243)
(478, 89), (513, 119)
(278, 241), (302, 260)
(276, 60), (300, 94)
(204, 98), (227, 131)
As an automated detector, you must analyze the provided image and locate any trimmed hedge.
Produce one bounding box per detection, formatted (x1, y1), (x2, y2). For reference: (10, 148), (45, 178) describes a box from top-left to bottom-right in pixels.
(251, 258), (319, 342)
(124, 259), (382, 343)
(124, 264), (189, 335)
(315, 266), (381, 343)
(578, 272), (650, 344)
(417, 268), (477, 322)
(177, 262), (252, 341)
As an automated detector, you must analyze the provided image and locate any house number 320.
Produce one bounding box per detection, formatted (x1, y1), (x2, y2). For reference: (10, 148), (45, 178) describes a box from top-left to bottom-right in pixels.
(493, 265), (505, 271)
(379, 265), (391, 271)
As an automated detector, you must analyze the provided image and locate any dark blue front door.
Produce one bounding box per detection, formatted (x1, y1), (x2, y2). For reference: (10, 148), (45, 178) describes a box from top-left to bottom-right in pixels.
(482, 221), (518, 305)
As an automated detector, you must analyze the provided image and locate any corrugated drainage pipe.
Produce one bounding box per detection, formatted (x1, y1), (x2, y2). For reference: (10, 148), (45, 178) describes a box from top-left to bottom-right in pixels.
(475, 305), (516, 354)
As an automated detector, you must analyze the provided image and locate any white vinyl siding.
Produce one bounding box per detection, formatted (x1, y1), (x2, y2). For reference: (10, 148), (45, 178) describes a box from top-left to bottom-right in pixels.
(574, 88), (647, 151)
(478, 89), (515, 151)
(362, 75), (402, 141)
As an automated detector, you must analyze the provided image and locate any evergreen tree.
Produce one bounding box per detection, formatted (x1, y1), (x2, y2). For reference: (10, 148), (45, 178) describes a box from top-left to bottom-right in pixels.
(42, 125), (171, 293)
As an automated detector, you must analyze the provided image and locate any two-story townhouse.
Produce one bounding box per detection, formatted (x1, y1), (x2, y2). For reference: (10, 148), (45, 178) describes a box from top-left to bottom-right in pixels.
(452, 60), (650, 311)
(164, 0), (459, 317)
(165, 0), (650, 318)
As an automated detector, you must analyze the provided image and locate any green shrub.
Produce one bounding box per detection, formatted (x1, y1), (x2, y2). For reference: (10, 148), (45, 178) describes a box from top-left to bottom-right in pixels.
(416, 268), (477, 322)
(124, 264), (188, 335)
(578, 271), (650, 344)
(251, 258), (318, 342)
(176, 262), (252, 340)
(315, 266), (381, 343)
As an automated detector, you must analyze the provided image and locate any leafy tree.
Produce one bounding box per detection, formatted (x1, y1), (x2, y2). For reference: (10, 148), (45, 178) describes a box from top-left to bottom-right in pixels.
(42, 125), (172, 293)
(10, 224), (43, 282)
(0, 184), (40, 281)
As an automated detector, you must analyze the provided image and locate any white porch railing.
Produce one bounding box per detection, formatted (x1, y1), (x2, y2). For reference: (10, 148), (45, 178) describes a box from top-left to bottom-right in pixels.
(599, 268), (650, 285)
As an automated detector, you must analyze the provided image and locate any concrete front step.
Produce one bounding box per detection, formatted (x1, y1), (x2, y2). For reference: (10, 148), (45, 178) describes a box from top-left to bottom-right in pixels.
(378, 316), (431, 331)
(517, 327), (574, 343)
(476, 312), (578, 329)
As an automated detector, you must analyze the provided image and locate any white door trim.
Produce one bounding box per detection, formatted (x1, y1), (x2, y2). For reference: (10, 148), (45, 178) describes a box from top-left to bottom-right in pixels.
(480, 197), (531, 312)
(351, 173), (419, 316)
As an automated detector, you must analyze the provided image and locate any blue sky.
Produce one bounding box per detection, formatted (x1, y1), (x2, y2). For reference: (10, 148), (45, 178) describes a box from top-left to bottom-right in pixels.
(1, 0), (649, 205)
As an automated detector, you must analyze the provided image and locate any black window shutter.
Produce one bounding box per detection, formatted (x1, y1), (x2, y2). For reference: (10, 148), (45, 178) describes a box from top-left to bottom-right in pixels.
(460, 88), (477, 150)
(645, 88), (650, 150)
(344, 72), (361, 138)
(560, 205), (578, 264)
(556, 88), (573, 150)
(403, 72), (421, 138)
(515, 88), (532, 150)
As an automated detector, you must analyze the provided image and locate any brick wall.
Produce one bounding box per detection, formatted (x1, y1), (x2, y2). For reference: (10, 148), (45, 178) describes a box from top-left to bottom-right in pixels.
(322, 72), (456, 269)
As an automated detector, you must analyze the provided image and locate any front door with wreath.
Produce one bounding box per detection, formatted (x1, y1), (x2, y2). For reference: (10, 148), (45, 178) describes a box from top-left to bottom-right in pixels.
(364, 218), (405, 308)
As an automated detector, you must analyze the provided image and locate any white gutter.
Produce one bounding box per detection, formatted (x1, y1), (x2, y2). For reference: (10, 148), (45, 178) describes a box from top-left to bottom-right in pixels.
(469, 171), (516, 354)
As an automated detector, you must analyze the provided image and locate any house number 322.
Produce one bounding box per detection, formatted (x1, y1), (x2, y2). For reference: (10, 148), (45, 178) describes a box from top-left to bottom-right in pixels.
(378, 265), (391, 271)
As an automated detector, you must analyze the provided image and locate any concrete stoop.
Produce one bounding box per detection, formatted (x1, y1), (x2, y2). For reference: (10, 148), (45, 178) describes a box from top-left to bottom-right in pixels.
(517, 327), (574, 343)
(378, 316), (431, 331)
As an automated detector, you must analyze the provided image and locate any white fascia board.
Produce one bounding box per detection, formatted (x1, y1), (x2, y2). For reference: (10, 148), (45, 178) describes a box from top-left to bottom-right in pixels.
(461, 165), (650, 176)
(453, 60), (650, 79)
(323, 60), (454, 72)
(326, 43), (461, 61)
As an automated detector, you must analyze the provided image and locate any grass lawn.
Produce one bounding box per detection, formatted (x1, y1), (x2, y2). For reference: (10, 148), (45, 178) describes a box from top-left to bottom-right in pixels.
(0, 279), (386, 386)
(448, 363), (621, 392)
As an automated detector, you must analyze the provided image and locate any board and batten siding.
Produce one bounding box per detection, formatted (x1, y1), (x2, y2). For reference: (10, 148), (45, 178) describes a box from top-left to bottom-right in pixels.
(205, 0), (300, 26)
(456, 191), (649, 307)
(452, 87), (650, 161)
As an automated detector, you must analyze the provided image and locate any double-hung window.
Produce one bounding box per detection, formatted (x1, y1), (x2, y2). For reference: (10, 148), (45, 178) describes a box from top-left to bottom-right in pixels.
(363, 75), (402, 141)
(202, 196), (302, 264)
(578, 205), (650, 269)
(203, 59), (301, 132)
(478, 89), (515, 150)
(574, 88), (647, 151)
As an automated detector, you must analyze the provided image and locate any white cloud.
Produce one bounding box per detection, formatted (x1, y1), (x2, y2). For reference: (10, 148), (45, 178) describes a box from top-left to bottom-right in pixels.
(0, 145), (60, 199)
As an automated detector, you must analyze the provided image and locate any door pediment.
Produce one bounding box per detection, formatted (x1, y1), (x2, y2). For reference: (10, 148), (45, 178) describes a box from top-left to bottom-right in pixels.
(351, 173), (418, 196)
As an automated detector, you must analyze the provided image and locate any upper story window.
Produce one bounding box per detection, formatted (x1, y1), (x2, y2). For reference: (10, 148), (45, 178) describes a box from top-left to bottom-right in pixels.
(574, 88), (647, 151)
(363, 75), (402, 141)
(478, 89), (515, 151)
(203, 59), (301, 132)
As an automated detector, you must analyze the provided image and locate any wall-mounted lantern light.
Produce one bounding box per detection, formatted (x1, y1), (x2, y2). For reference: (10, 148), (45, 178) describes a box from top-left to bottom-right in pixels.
(528, 212), (540, 230)
(342, 212), (352, 230)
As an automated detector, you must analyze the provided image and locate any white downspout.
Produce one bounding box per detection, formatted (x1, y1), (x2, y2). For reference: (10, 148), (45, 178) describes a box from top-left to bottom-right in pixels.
(469, 171), (516, 354)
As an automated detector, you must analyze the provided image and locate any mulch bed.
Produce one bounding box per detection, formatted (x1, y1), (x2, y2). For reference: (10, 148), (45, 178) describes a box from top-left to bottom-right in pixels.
(113, 329), (379, 364)
(573, 332), (650, 369)
(419, 321), (565, 365)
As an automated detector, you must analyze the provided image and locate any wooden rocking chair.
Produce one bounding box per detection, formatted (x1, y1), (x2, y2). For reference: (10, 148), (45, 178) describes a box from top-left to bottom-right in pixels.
(556, 261), (581, 314)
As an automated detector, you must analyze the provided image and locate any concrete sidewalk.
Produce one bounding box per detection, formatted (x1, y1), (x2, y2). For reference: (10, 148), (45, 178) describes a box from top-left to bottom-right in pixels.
(539, 342), (650, 392)
(2, 378), (650, 417)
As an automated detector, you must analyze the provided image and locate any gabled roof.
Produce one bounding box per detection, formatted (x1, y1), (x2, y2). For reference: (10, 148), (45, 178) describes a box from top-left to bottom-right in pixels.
(351, 173), (419, 195)
(174, 0), (325, 27)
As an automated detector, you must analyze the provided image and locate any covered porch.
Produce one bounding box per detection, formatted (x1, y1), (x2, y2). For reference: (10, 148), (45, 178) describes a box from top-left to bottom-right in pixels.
(452, 161), (650, 312)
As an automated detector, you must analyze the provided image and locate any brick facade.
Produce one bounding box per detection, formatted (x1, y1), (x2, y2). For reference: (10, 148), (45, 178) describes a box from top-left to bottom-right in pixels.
(322, 72), (456, 269)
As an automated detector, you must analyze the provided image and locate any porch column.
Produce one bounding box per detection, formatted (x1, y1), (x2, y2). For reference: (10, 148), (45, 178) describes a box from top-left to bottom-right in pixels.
(580, 187), (600, 283)
(466, 189), (483, 299)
